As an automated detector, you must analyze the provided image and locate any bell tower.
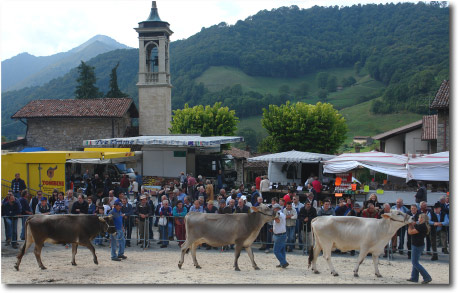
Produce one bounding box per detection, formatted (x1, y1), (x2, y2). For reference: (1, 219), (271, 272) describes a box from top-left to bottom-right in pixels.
(135, 1), (173, 135)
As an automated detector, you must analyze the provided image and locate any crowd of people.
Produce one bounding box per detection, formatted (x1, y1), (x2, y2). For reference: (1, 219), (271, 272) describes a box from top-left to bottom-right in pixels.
(2, 171), (450, 268)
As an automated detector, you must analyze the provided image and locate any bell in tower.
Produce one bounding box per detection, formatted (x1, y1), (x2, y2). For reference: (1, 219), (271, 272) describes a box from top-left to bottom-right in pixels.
(135, 1), (173, 135)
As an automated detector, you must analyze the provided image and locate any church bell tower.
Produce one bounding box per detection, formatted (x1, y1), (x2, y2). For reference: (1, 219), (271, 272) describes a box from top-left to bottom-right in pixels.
(135, 1), (173, 135)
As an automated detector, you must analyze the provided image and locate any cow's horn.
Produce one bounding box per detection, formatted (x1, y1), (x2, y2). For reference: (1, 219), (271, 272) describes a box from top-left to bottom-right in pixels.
(98, 217), (106, 223)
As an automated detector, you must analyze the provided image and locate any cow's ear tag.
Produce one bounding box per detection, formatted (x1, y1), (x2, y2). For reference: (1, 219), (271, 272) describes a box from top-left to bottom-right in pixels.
(251, 206), (258, 213)
(381, 213), (390, 219)
(98, 217), (106, 223)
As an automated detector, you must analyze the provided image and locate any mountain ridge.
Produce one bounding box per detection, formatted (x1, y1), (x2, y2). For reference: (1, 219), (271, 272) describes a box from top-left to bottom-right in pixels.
(1, 35), (130, 92)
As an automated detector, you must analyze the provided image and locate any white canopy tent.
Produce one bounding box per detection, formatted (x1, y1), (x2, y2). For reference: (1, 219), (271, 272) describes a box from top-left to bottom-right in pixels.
(323, 151), (449, 182)
(247, 150), (336, 163)
(248, 150), (336, 185)
(407, 152), (449, 181)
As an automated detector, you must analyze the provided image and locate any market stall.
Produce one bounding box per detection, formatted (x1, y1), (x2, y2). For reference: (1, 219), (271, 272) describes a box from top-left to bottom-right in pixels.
(247, 150), (336, 201)
(322, 151), (449, 205)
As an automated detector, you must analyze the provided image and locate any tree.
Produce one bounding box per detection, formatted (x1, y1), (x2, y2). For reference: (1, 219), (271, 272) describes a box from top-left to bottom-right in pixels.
(294, 81), (309, 98)
(316, 72), (329, 89)
(75, 61), (102, 99)
(278, 84), (291, 95)
(169, 102), (239, 136)
(318, 89), (328, 102)
(259, 101), (347, 154)
(105, 62), (128, 98)
(326, 75), (337, 92)
(236, 127), (261, 152)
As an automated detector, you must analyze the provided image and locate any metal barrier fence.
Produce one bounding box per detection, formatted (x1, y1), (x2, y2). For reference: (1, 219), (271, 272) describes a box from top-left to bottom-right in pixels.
(1, 214), (450, 260)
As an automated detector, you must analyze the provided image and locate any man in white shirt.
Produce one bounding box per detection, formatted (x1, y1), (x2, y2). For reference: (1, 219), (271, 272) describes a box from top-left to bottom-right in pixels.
(272, 203), (289, 268)
(260, 176), (270, 196)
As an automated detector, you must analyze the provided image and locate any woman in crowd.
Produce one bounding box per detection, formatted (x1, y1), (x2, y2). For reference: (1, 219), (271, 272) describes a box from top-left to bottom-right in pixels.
(407, 213), (432, 284)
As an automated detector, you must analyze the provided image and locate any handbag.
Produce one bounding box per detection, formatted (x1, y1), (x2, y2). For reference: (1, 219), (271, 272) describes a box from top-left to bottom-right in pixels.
(158, 216), (167, 226)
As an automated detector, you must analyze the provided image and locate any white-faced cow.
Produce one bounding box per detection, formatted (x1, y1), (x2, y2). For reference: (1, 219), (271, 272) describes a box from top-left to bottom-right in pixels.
(178, 204), (276, 271)
(308, 211), (414, 277)
(15, 214), (116, 270)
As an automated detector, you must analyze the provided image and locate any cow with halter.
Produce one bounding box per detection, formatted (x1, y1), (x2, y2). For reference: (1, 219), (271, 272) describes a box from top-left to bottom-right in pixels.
(178, 204), (277, 271)
(14, 214), (117, 270)
(308, 210), (414, 277)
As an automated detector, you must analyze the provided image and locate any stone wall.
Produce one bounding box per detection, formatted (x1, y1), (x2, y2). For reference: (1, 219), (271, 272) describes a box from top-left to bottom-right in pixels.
(26, 116), (131, 151)
(138, 85), (172, 135)
(436, 110), (449, 152)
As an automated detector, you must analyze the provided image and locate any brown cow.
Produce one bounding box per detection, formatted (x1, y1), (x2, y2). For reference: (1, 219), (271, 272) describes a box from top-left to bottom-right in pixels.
(178, 204), (276, 271)
(15, 214), (116, 270)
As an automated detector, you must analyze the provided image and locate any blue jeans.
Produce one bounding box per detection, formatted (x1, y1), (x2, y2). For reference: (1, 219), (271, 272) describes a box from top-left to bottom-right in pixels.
(168, 221), (173, 240)
(286, 226), (296, 250)
(266, 224), (273, 249)
(273, 233), (287, 266)
(160, 224), (169, 245)
(110, 229), (125, 259)
(411, 244), (432, 282)
(20, 215), (29, 240)
(4, 217), (18, 244)
(295, 220), (303, 249)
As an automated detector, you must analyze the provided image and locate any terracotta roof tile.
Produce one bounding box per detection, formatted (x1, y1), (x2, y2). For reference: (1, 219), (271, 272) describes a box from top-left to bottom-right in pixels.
(12, 98), (138, 119)
(430, 80), (449, 109)
(223, 147), (251, 159)
(422, 115), (437, 140)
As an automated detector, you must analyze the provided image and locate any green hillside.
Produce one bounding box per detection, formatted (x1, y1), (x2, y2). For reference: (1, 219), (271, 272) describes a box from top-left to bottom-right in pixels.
(339, 98), (423, 144)
(196, 65), (385, 109)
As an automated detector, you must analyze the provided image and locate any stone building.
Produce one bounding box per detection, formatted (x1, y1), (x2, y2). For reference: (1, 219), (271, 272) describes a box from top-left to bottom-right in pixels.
(430, 80), (449, 152)
(11, 98), (138, 151)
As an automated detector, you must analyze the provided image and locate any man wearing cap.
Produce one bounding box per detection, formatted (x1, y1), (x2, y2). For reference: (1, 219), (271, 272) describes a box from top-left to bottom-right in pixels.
(218, 200), (231, 214)
(136, 195), (152, 248)
(306, 192), (318, 209)
(110, 200), (127, 261)
(429, 202), (449, 260)
(347, 202), (363, 217)
(298, 201), (317, 254)
(35, 197), (51, 215)
(272, 203), (289, 268)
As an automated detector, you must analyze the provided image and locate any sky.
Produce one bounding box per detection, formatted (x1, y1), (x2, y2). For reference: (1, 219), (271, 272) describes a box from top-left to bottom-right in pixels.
(0, 0), (427, 61)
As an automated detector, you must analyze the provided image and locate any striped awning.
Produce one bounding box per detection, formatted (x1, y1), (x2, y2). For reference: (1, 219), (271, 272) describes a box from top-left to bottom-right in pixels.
(83, 135), (243, 147)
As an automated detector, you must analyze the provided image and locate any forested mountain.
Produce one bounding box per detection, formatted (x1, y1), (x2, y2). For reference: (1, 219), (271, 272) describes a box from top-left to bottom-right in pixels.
(1, 35), (130, 92)
(1, 2), (449, 140)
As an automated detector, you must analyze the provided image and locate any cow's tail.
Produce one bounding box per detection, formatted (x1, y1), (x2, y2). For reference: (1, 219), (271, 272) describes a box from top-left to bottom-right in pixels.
(19, 216), (33, 253)
(307, 220), (315, 268)
(15, 216), (32, 270)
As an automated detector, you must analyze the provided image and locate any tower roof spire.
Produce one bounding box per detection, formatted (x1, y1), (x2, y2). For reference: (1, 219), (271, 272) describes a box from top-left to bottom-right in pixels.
(146, 1), (162, 22)
(138, 1), (170, 28)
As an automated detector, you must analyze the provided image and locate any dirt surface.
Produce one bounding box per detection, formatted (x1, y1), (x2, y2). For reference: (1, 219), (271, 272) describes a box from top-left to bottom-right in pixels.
(1, 241), (450, 285)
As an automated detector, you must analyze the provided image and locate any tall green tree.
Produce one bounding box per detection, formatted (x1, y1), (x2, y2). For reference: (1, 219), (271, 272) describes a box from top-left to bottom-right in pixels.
(260, 101), (347, 154)
(105, 62), (128, 98)
(75, 61), (102, 99)
(316, 72), (329, 89)
(169, 102), (239, 136)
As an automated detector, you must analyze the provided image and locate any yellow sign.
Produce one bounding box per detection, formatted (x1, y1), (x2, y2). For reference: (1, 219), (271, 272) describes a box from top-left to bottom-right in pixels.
(40, 163), (65, 194)
(376, 189), (384, 195)
(364, 185), (370, 192)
